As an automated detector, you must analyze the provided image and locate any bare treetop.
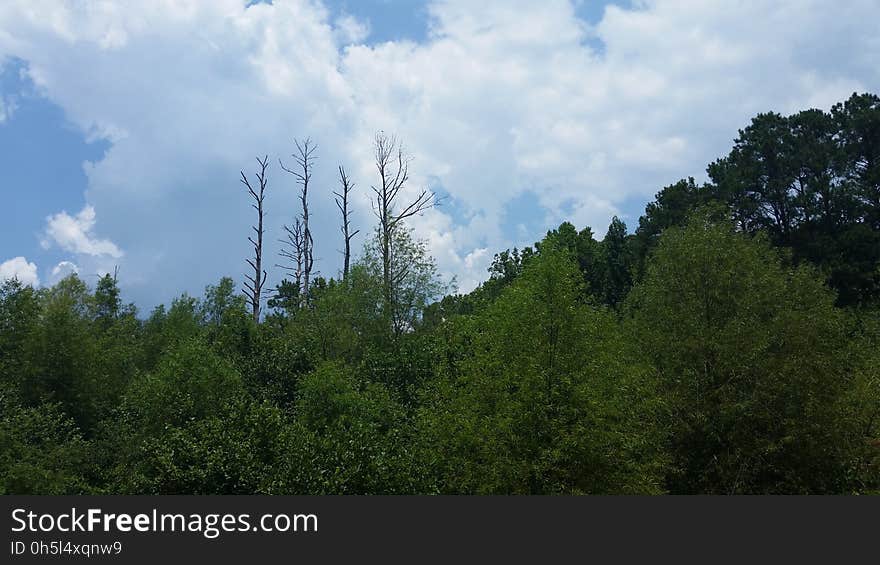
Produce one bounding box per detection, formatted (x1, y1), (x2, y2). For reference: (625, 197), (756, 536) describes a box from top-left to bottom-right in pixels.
(371, 132), (435, 229)
(279, 138), (317, 188)
(279, 137), (317, 306)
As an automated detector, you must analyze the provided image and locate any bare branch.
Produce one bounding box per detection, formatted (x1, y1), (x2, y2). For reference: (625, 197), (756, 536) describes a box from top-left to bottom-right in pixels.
(335, 164), (359, 278)
(242, 155), (269, 322)
(279, 138), (317, 306)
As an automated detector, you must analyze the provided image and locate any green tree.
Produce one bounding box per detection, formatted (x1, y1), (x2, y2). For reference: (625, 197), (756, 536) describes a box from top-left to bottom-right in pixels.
(19, 275), (103, 432)
(285, 362), (425, 494)
(632, 178), (714, 278)
(0, 278), (41, 389)
(627, 214), (863, 493)
(108, 338), (268, 493)
(420, 246), (666, 494)
(600, 216), (633, 307)
(363, 226), (447, 341)
(0, 386), (92, 494)
(92, 273), (121, 325)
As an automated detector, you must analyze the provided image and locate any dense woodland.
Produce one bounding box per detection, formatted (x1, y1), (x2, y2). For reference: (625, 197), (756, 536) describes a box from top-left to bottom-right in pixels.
(2, 93), (879, 495)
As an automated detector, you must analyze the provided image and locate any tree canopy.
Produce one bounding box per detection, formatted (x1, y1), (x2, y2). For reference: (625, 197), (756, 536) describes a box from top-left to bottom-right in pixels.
(2, 95), (879, 494)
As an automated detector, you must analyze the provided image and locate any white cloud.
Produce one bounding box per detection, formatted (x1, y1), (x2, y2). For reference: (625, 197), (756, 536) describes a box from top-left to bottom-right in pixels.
(0, 256), (39, 286)
(50, 260), (79, 284)
(0, 0), (878, 305)
(41, 205), (123, 258)
(334, 14), (370, 45)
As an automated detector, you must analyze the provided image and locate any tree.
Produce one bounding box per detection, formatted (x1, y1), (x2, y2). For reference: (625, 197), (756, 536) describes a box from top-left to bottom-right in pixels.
(20, 275), (101, 432)
(241, 156), (269, 322)
(0, 386), (91, 494)
(109, 338), (271, 493)
(370, 132), (436, 326)
(267, 278), (301, 316)
(201, 277), (253, 357)
(419, 245), (666, 494)
(600, 216), (633, 307)
(843, 316), (880, 492)
(632, 178), (714, 278)
(709, 112), (798, 240)
(0, 278), (40, 388)
(627, 214), (863, 493)
(93, 272), (121, 324)
(289, 362), (424, 494)
(280, 139), (317, 305)
(832, 92), (880, 227)
(538, 222), (609, 302)
(335, 166), (360, 279)
(277, 219), (306, 308)
(707, 95), (880, 306)
(363, 226), (446, 339)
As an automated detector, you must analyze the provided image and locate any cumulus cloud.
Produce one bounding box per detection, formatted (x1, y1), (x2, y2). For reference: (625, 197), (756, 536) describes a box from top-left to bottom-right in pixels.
(49, 260), (79, 284)
(0, 0), (878, 306)
(0, 256), (39, 286)
(41, 205), (123, 258)
(334, 14), (370, 45)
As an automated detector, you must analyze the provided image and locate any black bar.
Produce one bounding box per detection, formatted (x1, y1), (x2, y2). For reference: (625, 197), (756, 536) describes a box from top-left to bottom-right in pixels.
(1, 496), (876, 563)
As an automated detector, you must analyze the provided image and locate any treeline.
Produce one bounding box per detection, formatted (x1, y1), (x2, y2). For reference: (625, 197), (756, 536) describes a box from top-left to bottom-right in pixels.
(1, 93), (879, 495)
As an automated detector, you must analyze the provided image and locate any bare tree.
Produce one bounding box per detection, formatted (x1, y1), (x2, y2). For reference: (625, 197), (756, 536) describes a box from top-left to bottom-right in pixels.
(278, 217), (306, 291)
(371, 132), (436, 317)
(335, 165), (360, 279)
(280, 138), (316, 305)
(241, 155), (269, 322)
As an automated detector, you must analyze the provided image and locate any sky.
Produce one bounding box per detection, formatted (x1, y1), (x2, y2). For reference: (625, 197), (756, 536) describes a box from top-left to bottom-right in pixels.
(1, 0), (879, 310)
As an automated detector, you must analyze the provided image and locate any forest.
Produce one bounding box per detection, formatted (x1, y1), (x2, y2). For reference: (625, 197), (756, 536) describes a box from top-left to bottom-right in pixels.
(1, 92), (879, 495)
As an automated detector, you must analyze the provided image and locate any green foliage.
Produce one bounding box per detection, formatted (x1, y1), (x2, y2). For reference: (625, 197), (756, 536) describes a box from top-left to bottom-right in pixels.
(18, 275), (105, 432)
(116, 398), (295, 495)
(708, 93), (880, 306)
(840, 314), (880, 492)
(201, 277), (255, 357)
(600, 216), (633, 306)
(0, 386), (91, 494)
(267, 278), (301, 315)
(1, 92), (879, 495)
(632, 177), (716, 278)
(419, 246), (667, 493)
(119, 338), (243, 435)
(0, 278), (41, 388)
(239, 324), (312, 408)
(93, 273), (121, 324)
(627, 215), (865, 493)
(363, 226), (449, 340)
(286, 363), (425, 494)
(108, 338), (257, 493)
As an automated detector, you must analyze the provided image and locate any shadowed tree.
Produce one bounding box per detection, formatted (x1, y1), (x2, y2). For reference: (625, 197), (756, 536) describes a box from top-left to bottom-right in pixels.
(601, 216), (632, 307)
(627, 214), (862, 493)
(335, 166), (360, 279)
(241, 155), (269, 322)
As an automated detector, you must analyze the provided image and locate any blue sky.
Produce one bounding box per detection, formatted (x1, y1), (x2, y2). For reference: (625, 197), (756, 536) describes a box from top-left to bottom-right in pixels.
(1, 0), (878, 309)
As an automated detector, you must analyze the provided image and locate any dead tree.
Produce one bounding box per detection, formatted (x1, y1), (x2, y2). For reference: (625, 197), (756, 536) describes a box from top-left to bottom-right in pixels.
(371, 132), (435, 318)
(241, 155), (269, 322)
(278, 217), (306, 289)
(280, 138), (316, 305)
(335, 165), (360, 279)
